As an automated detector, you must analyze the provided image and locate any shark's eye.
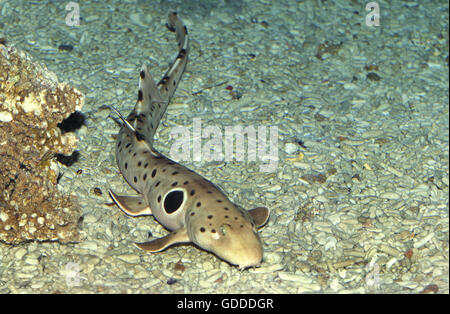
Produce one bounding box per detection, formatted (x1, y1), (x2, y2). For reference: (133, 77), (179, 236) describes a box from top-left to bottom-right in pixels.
(164, 190), (184, 214)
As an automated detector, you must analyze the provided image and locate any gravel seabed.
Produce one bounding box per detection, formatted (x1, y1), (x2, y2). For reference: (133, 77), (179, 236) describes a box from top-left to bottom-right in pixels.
(0, 0), (448, 293)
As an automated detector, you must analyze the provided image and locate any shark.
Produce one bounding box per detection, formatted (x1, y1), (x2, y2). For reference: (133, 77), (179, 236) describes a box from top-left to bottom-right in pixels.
(109, 12), (270, 268)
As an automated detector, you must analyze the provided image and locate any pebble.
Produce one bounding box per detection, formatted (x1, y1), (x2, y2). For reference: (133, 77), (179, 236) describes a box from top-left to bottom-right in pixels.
(24, 253), (40, 265)
(83, 214), (97, 224)
(117, 254), (141, 264)
(77, 241), (98, 251)
(278, 272), (313, 283)
(324, 236), (337, 251)
(292, 162), (311, 170)
(265, 184), (281, 192)
(14, 247), (27, 259)
(284, 142), (298, 154)
(297, 282), (322, 293)
(414, 232), (435, 248)
(249, 263), (284, 273)
(380, 192), (401, 200)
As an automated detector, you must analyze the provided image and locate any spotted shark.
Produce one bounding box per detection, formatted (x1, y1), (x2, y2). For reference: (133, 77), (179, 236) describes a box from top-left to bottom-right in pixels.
(109, 12), (269, 268)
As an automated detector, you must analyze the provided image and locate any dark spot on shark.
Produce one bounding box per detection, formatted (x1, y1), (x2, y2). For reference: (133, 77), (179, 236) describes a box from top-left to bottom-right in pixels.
(134, 176), (137, 183)
(171, 181), (178, 187)
(207, 215), (213, 219)
(137, 114), (145, 123)
(138, 89), (143, 101)
(135, 131), (145, 142)
(160, 76), (169, 85)
(164, 190), (184, 214)
(177, 49), (186, 60)
(155, 181), (160, 187)
(140, 70), (145, 79)
(200, 227), (205, 232)
(196, 202), (201, 207)
(124, 162), (128, 169)
(143, 173), (147, 181)
(152, 169), (157, 178)
(190, 189), (195, 196)
(157, 195), (161, 203)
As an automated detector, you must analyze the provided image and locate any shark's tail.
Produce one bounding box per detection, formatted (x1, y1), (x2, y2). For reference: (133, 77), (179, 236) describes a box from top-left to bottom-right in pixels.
(127, 11), (189, 145)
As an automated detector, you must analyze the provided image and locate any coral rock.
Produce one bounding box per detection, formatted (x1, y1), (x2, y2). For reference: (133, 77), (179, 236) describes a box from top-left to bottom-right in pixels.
(0, 43), (84, 244)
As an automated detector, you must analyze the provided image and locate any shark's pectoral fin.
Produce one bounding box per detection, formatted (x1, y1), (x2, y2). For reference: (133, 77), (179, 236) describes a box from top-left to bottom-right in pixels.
(248, 207), (270, 228)
(109, 190), (152, 216)
(135, 227), (190, 252)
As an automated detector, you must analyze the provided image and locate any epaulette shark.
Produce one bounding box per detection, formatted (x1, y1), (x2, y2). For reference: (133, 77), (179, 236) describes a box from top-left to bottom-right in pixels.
(109, 12), (270, 269)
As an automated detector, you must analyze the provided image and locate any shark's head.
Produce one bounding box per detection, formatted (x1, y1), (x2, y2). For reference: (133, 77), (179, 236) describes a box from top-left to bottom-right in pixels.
(187, 201), (269, 268)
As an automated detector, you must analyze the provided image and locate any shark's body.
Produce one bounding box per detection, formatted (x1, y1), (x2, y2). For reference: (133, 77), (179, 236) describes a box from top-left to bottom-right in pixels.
(109, 12), (269, 268)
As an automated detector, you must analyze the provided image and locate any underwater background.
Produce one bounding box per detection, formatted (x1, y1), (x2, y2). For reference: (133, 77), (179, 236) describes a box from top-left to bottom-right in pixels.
(0, 0), (448, 293)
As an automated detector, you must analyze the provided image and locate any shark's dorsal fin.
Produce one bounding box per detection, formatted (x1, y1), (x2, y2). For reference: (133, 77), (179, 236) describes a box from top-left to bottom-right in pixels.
(109, 190), (152, 216)
(135, 227), (190, 252)
(248, 207), (270, 228)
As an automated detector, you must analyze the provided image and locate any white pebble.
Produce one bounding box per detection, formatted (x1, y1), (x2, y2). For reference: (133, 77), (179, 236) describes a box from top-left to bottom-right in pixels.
(265, 184), (281, 192)
(380, 192), (400, 200)
(385, 257), (398, 269)
(324, 236), (337, 251)
(296, 282), (321, 293)
(14, 247), (27, 259)
(0, 111), (13, 122)
(83, 214), (97, 224)
(414, 232), (435, 248)
(0, 211), (8, 222)
(292, 162), (311, 170)
(284, 143), (298, 154)
(278, 272), (313, 283)
(77, 241), (98, 251)
(117, 254), (141, 264)
(24, 254), (39, 265)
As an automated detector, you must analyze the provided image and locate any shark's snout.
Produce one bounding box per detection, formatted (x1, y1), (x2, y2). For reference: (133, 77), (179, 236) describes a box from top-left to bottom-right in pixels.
(199, 222), (264, 268)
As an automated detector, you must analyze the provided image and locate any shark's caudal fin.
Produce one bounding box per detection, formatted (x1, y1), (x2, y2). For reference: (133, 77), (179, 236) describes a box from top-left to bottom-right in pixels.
(126, 12), (189, 145)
